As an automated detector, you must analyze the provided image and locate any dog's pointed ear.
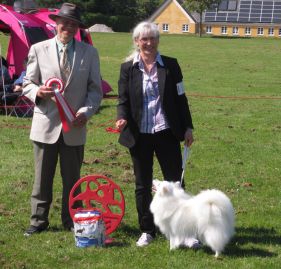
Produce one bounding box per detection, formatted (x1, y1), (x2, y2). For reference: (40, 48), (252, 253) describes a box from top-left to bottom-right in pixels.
(161, 183), (172, 195)
(162, 186), (169, 195)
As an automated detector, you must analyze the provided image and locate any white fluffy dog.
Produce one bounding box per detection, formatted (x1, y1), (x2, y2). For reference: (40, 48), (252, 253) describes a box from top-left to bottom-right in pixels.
(150, 180), (235, 257)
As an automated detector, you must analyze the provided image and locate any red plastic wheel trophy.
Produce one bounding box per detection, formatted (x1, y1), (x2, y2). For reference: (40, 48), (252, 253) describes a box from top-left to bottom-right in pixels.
(69, 175), (125, 236)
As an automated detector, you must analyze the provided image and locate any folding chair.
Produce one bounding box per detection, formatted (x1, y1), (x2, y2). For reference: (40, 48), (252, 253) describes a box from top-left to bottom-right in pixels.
(0, 85), (16, 115)
(9, 94), (34, 117)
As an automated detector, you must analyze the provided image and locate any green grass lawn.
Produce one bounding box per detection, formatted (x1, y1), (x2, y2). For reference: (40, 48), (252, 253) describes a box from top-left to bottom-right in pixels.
(0, 33), (281, 269)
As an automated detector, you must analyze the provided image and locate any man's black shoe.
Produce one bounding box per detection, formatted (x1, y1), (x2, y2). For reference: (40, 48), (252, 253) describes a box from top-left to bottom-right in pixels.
(24, 225), (48, 236)
(63, 223), (74, 232)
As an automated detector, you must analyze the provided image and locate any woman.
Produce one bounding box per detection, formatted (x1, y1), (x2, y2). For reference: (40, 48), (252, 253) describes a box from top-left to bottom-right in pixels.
(116, 22), (194, 247)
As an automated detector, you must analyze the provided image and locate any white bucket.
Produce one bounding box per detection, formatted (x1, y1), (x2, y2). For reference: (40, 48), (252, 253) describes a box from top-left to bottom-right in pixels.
(73, 210), (105, 248)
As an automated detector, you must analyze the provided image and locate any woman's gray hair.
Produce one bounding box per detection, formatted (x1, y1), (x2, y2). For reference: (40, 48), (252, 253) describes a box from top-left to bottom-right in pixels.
(125, 21), (160, 62)
(132, 21), (160, 41)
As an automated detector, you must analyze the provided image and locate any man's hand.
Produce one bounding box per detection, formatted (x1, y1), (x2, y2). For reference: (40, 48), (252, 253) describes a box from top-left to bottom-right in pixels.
(72, 112), (88, 128)
(36, 85), (55, 99)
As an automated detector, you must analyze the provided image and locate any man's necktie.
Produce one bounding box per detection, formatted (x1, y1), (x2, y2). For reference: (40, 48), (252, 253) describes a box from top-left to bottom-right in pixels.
(60, 46), (71, 83)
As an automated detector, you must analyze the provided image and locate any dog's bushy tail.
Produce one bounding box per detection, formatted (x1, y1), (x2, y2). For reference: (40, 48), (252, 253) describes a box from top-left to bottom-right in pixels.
(196, 189), (235, 253)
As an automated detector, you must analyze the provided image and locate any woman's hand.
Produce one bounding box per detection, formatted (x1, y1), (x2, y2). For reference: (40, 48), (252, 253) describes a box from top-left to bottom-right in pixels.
(116, 119), (127, 131)
(184, 129), (194, 147)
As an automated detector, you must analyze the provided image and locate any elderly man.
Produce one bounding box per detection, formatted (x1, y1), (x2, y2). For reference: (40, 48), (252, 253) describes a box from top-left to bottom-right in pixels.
(23, 3), (102, 236)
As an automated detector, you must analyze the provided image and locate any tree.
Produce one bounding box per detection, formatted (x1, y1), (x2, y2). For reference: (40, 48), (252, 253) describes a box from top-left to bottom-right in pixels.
(183, 0), (221, 37)
(135, 0), (163, 22)
(0, 0), (14, 4)
(0, 0), (164, 31)
(33, 0), (61, 8)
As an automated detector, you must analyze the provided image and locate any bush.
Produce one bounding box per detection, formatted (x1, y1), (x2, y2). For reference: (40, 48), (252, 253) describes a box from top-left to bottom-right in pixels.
(83, 13), (136, 32)
(109, 15), (136, 32)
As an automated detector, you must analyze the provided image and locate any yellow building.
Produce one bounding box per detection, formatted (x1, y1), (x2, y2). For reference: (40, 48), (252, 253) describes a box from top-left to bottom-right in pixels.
(149, 0), (281, 38)
(148, 0), (197, 34)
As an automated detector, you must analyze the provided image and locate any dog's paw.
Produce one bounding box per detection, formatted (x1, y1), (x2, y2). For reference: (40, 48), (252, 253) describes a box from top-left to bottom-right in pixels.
(215, 251), (223, 259)
(169, 241), (180, 251)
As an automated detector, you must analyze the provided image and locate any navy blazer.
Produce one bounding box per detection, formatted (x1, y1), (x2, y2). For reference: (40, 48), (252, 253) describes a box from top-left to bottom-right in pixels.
(117, 55), (193, 148)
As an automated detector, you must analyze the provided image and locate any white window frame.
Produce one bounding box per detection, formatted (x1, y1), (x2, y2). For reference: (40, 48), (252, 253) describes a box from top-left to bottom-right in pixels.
(182, 24), (189, 32)
(268, 28), (274, 36)
(162, 23), (169, 32)
(232, 26), (239, 35)
(221, 26), (227, 35)
(279, 28), (281, 37)
(206, 25), (212, 34)
(257, 27), (264, 36)
(245, 27), (251, 36)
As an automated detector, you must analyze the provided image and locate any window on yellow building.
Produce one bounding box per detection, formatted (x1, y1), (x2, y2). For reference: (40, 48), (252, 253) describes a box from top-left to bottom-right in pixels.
(257, 27), (264, 35)
(206, 26), (212, 34)
(268, 28), (274, 36)
(162, 24), (169, 32)
(232, 26), (238, 35)
(245, 27), (251, 35)
(221, 26), (227, 34)
(279, 28), (281, 36)
(182, 24), (189, 32)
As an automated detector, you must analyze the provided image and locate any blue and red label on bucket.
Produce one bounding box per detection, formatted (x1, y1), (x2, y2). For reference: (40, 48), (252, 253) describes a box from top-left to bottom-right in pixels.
(73, 210), (105, 248)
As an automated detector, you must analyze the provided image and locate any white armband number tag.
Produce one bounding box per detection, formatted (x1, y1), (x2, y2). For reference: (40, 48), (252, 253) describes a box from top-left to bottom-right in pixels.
(176, 81), (185, 95)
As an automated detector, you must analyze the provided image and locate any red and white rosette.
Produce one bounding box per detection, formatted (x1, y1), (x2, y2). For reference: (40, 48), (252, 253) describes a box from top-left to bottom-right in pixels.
(45, 78), (76, 132)
(45, 77), (64, 93)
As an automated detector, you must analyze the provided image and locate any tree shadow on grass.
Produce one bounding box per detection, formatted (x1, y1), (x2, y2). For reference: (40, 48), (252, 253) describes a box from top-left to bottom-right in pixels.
(48, 223), (138, 234)
(112, 223), (139, 237)
(47, 225), (63, 232)
(47, 224), (131, 247)
(223, 226), (280, 258)
(176, 226), (279, 258)
(98, 103), (117, 112)
(235, 227), (280, 245)
(104, 238), (129, 248)
(97, 223), (138, 248)
(46, 225), (280, 256)
(200, 244), (276, 258)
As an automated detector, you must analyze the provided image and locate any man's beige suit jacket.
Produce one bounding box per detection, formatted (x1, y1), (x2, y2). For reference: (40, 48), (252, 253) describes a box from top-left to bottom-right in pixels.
(23, 37), (103, 146)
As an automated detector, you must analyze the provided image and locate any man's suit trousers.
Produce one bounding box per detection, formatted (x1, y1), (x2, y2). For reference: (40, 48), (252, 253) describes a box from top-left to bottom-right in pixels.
(30, 134), (84, 228)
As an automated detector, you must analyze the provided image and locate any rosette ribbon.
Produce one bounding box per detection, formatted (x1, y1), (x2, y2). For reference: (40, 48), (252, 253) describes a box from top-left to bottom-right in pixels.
(45, 78), (76, 132)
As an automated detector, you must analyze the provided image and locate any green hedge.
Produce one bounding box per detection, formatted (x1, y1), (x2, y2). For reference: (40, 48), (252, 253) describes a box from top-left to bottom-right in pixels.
(83, 13), (136, 32)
